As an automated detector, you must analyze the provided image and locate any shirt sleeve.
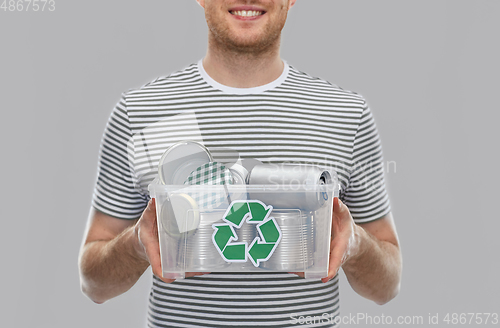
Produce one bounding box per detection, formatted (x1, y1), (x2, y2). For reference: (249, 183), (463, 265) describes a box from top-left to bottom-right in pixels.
(91, 93), (149, 220)
(342, 102), (391, 223)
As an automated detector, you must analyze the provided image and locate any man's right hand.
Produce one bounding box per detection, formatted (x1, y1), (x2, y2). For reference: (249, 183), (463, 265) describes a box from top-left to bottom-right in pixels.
(133, 198), (175, 283)
(79, 198), (210, 303)
(133, 198), (210, 282)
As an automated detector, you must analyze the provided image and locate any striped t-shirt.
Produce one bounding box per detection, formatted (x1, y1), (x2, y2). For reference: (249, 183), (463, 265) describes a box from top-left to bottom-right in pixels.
(92, 60), (391, 328)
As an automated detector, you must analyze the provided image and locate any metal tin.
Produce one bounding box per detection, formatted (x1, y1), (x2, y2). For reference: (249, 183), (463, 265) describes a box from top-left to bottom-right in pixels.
(247, 164), (332, 211)
(226, 162), (249, 202)
(227, 163), (249, 185)
(259, 210), (314, 271)
(158, 141), (213, 185)
(184, 212), (230, 270)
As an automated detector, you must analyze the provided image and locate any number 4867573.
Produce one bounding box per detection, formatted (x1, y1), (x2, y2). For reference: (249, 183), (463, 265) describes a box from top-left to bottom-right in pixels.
(1, 0), (56, 12)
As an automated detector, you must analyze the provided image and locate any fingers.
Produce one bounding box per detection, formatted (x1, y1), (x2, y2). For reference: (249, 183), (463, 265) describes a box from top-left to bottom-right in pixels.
(144, 234), (174, 283)
(143, 198), (157, 223)
(322, 239), (346, 282)
(322, 197), (352, 283)
(145, 235), (163, 280)
(136, 198), (171, 282)
(334, 197), (341, 212)
(333, 197), (348, 220)
(139, 200), (209, 283)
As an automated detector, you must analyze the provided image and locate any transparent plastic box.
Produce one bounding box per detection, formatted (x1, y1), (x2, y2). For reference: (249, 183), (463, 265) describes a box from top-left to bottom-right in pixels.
(148, 179), (339, 280)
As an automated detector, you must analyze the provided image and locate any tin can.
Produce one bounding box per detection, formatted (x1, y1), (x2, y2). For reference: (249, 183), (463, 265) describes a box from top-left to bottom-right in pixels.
(259, 210), (314, 271)
(226, 162), (249, 202)
(226, 163), (249, 185)
(185, 211), (230, 270)
(247, 164), (332, 211)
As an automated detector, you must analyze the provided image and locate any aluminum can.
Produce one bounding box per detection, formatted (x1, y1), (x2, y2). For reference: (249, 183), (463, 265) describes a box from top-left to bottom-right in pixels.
(247, 164), (332, 211)
(226, 163), (249, 185)
(226, 162), (249, 203)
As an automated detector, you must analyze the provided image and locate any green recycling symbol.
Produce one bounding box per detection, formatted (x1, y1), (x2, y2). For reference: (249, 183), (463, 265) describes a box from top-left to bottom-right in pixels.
(212, 200), (282, 267)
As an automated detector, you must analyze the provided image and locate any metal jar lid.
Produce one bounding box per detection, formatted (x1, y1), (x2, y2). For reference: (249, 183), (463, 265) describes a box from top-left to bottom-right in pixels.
(158, 141), (213, 185)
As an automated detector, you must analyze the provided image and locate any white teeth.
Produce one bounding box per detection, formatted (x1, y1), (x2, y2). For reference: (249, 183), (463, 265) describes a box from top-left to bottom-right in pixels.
(231, 10), (263, 17)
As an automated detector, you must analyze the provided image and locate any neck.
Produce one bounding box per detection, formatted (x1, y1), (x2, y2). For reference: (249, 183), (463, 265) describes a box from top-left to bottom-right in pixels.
(202, 36), (284, 88)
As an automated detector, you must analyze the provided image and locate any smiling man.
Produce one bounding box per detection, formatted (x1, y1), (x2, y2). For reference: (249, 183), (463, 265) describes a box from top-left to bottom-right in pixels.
(79, 1), (402, 327)
(202, 0), (295, 88)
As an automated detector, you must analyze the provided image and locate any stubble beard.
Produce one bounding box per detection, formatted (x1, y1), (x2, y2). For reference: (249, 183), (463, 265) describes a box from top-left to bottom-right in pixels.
(205, 7), (287, 59)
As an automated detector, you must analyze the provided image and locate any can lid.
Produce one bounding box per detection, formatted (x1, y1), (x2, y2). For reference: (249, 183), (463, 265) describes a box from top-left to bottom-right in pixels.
(158, 141), (213, 185)
(227, 163), (249, 185)
(183, 162), (234, 210)
(184, 162), (233, 186)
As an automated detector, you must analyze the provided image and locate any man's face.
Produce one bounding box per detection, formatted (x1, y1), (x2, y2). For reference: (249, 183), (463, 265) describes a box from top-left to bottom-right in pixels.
(197, 0), (296, 54)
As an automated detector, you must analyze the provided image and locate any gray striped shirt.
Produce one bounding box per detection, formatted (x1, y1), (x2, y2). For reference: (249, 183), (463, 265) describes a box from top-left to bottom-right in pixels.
(92, 60), (391, 327)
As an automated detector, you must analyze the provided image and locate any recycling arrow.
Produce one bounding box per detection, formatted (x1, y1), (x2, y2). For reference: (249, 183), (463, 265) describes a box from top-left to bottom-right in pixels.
(213, 225), (235, 251)
(211, 200), (282, 266)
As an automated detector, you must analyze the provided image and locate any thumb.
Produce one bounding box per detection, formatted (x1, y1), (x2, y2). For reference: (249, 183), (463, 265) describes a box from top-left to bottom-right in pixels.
(148, 198), (156, 211)
(332, 197), (351, 227)
(144, 198), (157, 220)
(333, 197), (345, 214)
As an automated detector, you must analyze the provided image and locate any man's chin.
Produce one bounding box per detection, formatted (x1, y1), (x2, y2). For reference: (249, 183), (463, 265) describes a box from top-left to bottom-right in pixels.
(221, 34), (280, 54)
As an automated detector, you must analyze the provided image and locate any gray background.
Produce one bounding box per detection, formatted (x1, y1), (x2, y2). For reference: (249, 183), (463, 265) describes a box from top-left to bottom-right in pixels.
(1, 0), (499, 327)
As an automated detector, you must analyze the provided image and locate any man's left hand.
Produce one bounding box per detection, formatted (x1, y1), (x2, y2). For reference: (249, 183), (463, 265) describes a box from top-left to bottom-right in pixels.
(321, 197), (362, 283)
